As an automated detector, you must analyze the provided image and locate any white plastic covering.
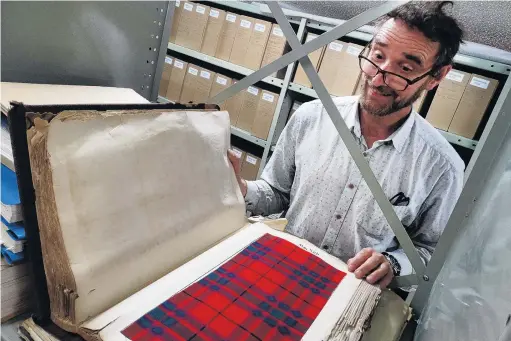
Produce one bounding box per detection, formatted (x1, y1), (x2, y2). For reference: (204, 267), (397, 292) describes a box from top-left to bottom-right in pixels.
(415, 129), (511, 340)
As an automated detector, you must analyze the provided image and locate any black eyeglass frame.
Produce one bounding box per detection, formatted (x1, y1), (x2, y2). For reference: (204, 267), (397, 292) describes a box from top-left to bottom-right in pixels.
(357, 42), (438, 91)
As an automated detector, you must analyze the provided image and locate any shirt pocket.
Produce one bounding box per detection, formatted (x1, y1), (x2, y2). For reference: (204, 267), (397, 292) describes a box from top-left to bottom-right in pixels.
(356, 204), (410, 240)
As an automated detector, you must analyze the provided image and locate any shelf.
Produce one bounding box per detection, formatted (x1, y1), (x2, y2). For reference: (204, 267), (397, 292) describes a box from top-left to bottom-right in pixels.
(167, 43), (284, 88)
(157, 96), (171, 103)
(231, 126), (267, 147)
(437, 130), (478, 150)
(288, 82), (319, 98)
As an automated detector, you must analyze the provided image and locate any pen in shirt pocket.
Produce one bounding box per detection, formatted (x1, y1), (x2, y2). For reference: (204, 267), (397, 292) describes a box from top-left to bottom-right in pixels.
(389, 192), (410, 206)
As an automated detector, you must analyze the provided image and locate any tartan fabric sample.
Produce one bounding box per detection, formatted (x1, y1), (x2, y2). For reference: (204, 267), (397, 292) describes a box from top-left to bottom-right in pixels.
(122, 233), (346, 341)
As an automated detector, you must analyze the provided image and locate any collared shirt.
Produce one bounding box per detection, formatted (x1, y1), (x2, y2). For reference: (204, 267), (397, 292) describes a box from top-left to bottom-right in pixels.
(245, 96), (464, 275)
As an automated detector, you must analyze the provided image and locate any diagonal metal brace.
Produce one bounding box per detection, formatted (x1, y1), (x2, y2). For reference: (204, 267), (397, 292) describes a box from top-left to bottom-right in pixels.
(210, 1), (407, 105)
(265, 1), (424, 277)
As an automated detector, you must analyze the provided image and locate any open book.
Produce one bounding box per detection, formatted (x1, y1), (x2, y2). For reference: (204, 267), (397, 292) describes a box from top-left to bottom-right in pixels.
(26, 107), (392, 341)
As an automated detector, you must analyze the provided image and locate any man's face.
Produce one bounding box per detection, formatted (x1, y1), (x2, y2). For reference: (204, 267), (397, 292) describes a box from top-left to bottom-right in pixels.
(360, 18), (445, 117)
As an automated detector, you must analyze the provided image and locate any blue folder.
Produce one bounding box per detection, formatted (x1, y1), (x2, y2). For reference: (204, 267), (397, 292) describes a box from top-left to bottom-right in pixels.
(1, 163), (20, 206)
(1, 245), (24, 265)
(1, 216), (25, 240)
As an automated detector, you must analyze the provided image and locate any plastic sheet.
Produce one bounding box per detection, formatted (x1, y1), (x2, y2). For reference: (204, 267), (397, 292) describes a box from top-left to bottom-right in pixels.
(415, 130), (511, 340)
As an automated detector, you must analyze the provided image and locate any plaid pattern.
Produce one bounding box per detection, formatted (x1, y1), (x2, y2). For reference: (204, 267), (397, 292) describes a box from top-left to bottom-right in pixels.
(123, 234), (346, 341)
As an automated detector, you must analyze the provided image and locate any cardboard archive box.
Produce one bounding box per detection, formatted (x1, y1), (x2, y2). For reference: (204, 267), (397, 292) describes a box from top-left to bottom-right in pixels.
(235, 86), (260, 131)
(193, 68), (216, 103)
(159, 56), (173, 97)
(166, 59), (188, 102)
(412, 90), (428, 113)
(175, 2), (209, 51)
(318, 42), (363, 97)
(229, 16), (255, 66)
(240, 153), (261, 181)
(225, 80), (244, 125)
(448, 74), (498, 138)
(209, 74), (232, 111)
(252, 90), (279, 140)
(200, 8), (226, 56)
(215, 12), (239, 61)
(169, 0), (185, 43)
(179, 64), (200, 103)
(261, 25), (287, 76)
(425, 69), (470, 130)
(230, 147), (246, 165)
(293, 33), (325, 88)
(242, 19), (272, 70)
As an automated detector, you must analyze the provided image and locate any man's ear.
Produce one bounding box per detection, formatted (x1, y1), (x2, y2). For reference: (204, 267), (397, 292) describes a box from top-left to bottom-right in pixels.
(425, 64), (452, 91)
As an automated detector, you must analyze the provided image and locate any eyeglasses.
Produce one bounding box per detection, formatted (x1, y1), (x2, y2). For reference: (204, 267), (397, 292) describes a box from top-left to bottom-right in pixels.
(358, 45), (436, 91)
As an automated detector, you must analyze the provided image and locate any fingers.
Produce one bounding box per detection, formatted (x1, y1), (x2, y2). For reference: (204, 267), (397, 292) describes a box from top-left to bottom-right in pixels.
(366, 262), (391, 284)
(227, 150), (242, 175)
(379, 271), (394, 289)
(347, 248), (372, 272)
(354, 253), (386, 279)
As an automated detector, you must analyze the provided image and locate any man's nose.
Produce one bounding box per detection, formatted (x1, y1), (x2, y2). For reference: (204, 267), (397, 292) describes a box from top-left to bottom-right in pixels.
(370, 72), (386, 88)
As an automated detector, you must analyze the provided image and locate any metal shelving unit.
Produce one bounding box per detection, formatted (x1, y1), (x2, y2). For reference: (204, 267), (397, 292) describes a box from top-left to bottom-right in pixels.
(231, 126), (267, 147)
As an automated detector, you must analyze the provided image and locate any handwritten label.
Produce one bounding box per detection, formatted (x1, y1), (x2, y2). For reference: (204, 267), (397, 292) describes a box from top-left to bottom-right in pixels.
(188, 67), (198, 76)
(346, 45), (362, 56)
(196, 5), (205, 14)
(329, 42), (344, 52)
(262, 93), (275, 102)
(254, 23), (266, 32)
(246, 155), (258, 165)
(183, 3), (193, 11)
(298, 243), (320, 256)
(240, 19), (252, 29)
(209, 9), (220, 18)
(216, 76), (227, 85)
(200, 70), (211, 79)
(175, 0), (181, 7)
(226, 14), (237, 23)
(174, 60), (184, 69)
(446, 71), (465, 83)
(165, 56), (173, 64)
(232, 149), (242, 158)
(470, 77), (490, 89)
(247, 86), (259, 96)
(272, 27), (283, 37)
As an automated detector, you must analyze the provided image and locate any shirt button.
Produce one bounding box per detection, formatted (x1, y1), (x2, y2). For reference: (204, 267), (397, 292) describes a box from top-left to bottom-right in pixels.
(322, 245), (329, 250)
(362, 152), (368, 156)
(347, 183), (354, 189)
(335, 214), (342, 219)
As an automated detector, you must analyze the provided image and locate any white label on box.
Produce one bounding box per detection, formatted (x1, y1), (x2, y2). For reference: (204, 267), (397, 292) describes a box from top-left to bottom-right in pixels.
(226, 14), (237, 23)
(216, 76), (227, 85)
(188, 67), (198, 76)
(247, 86), (259, 96)
(174, 60), (184, 69)
(446, 71), (465, 83)
(184, 3), (193, 11)
(470, 77), (490, 89)
(254, 23), (266, 32)
(346, 46), (362, 56)
(165, 56), (173, 64)
(262, 93), (275, 102)
(209, 9), (220, 18)
(196, 5), (205, 14)
(329, 42), (344, 52)
(246, 155), (258, 165)
(232, 149), (242, 158)
(200, 70), (211, 79)
(240, 19), (252, 29)
(272, 27), (283, 37)
(175, 0), (181, 7)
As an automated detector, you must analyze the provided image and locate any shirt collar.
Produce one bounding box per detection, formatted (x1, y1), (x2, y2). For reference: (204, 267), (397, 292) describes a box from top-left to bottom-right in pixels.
(346, 101), (416, 153)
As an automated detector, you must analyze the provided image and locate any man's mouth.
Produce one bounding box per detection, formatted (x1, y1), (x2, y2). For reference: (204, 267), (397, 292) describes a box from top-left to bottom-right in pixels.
(368, 86), (395, 98)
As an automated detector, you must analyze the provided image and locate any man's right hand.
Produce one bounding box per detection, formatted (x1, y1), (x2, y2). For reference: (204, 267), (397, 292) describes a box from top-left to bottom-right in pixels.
(228, 150), (247, 197)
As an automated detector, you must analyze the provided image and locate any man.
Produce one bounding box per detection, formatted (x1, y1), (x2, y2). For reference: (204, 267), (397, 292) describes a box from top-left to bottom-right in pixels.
(229, 1), (465, 288)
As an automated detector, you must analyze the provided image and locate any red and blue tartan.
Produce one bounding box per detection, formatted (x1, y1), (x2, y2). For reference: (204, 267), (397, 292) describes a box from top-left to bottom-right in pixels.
(122, 234), (346, 341)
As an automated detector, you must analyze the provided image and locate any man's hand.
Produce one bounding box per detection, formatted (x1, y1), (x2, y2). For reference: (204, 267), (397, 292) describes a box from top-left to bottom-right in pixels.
(347, 248), (393, 288)
(228, 150), (247, 197)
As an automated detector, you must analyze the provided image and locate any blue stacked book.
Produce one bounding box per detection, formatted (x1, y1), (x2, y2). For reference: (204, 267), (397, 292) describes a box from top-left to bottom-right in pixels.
(1, 124), (26, 264)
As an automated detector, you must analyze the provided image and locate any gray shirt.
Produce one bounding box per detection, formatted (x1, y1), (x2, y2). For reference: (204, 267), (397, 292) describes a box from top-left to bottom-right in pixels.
(245, 96), (464, 275)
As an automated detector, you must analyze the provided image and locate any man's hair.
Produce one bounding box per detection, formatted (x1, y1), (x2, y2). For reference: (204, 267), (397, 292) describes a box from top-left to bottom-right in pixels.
(379, 1), (464, 75)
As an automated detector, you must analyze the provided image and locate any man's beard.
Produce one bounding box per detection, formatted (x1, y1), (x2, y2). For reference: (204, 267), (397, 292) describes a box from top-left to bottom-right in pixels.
(360, 76), (426, 117)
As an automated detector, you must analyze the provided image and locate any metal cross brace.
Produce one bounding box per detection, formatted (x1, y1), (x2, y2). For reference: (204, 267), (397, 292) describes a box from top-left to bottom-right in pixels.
(211, 0), (425, 283)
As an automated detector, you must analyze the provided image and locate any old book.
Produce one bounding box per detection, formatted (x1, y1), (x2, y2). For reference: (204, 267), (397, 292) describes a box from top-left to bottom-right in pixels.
(22, 105), (390, 341)
(1, 258), (31, 321)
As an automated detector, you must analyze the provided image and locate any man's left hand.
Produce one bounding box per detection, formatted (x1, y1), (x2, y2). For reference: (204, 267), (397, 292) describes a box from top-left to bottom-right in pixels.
(347, 248), (393, 288)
